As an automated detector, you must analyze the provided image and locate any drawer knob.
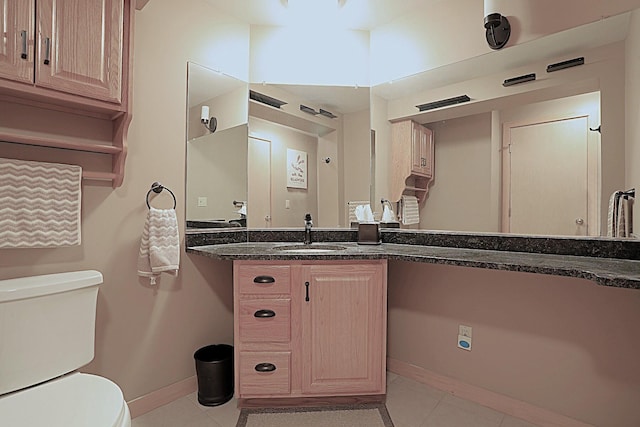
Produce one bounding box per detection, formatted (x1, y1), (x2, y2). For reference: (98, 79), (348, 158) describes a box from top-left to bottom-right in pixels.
(254, 309), (276, 318)
(253, 275), (275, 284)
(254, 362), (276, 372)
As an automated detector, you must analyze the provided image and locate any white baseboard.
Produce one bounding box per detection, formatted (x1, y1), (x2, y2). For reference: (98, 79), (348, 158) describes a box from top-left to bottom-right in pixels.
(387, 358), (593, 427)
(127, 376), (197, 419)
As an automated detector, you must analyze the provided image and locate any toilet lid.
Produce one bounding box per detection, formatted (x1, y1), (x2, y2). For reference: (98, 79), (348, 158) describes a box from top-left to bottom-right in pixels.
(0, 372), (128, 427)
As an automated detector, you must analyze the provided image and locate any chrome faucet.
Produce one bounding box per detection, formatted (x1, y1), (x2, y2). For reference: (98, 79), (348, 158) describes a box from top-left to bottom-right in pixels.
(304, 213), (313, 245)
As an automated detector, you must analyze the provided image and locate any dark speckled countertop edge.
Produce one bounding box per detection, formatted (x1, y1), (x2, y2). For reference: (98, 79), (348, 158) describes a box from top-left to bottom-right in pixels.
(186, 242), (640, 290)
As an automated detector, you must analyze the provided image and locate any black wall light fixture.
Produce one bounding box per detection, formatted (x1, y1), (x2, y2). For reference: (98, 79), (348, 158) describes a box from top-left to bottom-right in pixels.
(484, 1), (510, 50)
(200, 106), (217, 133)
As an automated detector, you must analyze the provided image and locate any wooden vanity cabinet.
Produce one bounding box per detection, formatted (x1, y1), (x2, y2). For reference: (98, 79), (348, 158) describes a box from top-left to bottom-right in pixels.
(301, 263), (386, 396)
(391, 119), (434, 203)
(233, 260), (387, 405)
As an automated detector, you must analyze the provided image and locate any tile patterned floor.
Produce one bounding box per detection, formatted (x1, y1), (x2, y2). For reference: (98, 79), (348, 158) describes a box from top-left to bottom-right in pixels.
(132, 373), (540, 427)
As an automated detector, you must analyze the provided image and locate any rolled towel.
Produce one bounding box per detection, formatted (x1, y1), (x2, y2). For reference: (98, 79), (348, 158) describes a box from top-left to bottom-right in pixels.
(137, 207), (180, 285)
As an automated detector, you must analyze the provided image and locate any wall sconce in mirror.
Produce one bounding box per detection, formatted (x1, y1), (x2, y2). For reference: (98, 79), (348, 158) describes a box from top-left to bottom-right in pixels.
(200, 106), (217, 133)
(484, 0), (510, 50)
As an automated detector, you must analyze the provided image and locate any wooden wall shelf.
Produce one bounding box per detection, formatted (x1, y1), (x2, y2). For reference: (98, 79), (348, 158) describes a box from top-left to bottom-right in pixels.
(0, 0), (134, 188)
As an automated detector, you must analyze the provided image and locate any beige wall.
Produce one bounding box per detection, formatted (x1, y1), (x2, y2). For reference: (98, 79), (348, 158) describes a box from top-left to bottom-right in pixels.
(0, 0), (248, 401)
(343, 108), (372, 211)
(420, 113), (494, 232)
(388, 261), (640, 427)
(248, 118), (318, 228)
(626, 9), (640, 236)
(186, 124), (248, 221)
(372, 93), (392, 216)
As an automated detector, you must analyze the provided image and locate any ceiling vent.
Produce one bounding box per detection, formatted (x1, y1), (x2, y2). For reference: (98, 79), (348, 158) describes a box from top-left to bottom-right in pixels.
(503, 73), (536, 87)
(546, 57), (584, 73)
(249, 90), (287, 109)
(416, 95), (471, 112)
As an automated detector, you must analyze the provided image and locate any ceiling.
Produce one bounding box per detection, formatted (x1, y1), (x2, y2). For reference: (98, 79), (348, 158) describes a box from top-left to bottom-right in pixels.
(200, 0), (432, 30)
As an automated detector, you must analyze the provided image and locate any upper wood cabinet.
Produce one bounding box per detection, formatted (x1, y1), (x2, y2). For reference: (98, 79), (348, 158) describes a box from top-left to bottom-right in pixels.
(0, 0), (35, 84)
(0, 0), (133, 188)
(1, 0), (123, 103)
(411, 121), (434, 176)
(36, 0), (124, 103)
(390, 119), (435, 203)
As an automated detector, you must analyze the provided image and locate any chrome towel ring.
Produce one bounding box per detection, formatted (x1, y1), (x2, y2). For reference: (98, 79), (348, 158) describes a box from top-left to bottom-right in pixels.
(146, 182), (177, 209)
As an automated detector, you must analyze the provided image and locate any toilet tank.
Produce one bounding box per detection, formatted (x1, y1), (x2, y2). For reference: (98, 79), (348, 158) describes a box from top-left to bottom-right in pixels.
(0, 270), (103, 395)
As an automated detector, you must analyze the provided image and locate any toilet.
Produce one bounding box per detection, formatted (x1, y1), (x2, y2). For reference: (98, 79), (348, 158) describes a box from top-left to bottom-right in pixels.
(0, 270), (131, 427)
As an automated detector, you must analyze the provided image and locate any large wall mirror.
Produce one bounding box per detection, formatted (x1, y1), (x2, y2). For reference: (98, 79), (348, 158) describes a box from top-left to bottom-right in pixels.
(186, 62), (249, 229)
(186, 4), (638, 240)
(186, 63), (371, 229)
(373, 11), (637, 238)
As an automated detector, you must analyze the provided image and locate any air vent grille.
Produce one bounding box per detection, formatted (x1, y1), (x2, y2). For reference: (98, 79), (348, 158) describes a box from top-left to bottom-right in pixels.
(249, 90), (287, 109)
(547, 57), (584, 73)
(416, 95), (470, 111)
(503, 73), (536, 87)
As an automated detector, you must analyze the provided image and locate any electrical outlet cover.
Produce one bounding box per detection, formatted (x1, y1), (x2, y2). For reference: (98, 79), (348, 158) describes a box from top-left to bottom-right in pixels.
(457, 334), (472, 351)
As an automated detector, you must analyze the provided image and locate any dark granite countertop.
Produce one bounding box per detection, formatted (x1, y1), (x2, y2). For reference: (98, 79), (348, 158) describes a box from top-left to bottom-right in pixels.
(186, 242), (640, 289)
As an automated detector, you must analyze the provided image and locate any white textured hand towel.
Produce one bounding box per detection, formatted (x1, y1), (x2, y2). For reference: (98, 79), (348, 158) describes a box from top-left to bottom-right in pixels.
(0, 158), (82, 248)
(401, 195), (420, 225)
(616, 196), (627, 238)
(137, 207), (180, 285)
(607, 191), (619, 237)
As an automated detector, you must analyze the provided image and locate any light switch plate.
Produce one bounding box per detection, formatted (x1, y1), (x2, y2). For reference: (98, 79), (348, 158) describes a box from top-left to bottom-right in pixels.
(197, 197), (207, 207)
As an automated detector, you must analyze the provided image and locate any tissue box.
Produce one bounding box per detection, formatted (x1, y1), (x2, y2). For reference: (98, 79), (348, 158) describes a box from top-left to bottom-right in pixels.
(357, 223), (381, 245)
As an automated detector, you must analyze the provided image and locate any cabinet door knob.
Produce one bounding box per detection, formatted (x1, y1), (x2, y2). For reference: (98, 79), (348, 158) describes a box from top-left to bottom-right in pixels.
(253, 275), (275, 284)
(20, 30), (28, 59)
(254, 363), (276, 372)
(254, 309), (276, 318)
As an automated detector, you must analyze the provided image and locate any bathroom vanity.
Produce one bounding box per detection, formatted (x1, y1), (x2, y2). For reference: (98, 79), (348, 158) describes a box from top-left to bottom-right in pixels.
(234, 259), (387, 407)
(187, 229), (640, 411)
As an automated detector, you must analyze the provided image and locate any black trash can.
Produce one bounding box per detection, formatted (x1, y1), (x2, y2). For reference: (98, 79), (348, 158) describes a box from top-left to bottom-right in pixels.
(194, 344), (234, 406)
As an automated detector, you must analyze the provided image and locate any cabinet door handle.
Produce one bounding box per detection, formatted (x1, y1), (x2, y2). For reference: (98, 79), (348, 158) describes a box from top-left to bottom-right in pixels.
(305, 281), (310, 302)
(254, 363), (276, 372)
(254, 309), (276, 318)
(253, 275), (275, 284)
(20, 30), (28, 59)
(43, 37), (51, 65)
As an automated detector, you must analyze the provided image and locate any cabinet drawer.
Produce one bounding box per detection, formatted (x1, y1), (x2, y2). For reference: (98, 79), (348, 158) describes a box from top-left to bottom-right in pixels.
(237, 265), (290, 295)
(239, 299), (291, 343)
(239, 351), (291, 396)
